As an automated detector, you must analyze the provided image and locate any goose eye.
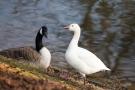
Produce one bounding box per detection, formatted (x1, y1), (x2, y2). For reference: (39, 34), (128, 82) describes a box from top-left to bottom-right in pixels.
(72, 25), (73, 27)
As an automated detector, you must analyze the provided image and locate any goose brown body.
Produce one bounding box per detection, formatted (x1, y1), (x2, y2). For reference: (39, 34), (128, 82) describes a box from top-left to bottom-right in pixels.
(0, 26), (51, 69)
(0, 47), (41, 68)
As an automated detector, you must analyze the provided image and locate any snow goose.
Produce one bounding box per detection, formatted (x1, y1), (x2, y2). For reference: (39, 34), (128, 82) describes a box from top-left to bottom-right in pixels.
(64, 23), (110, 85)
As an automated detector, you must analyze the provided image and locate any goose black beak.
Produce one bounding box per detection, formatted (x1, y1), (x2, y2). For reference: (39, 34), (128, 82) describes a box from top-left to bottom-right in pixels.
(44, 32), (48, 38)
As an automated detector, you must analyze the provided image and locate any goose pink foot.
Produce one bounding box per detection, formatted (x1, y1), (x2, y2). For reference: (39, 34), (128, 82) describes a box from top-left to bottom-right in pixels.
(60, 72), (70, 79)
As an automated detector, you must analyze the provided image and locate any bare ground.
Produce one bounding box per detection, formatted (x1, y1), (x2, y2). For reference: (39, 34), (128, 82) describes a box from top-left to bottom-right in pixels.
(0, 56), (128, 90)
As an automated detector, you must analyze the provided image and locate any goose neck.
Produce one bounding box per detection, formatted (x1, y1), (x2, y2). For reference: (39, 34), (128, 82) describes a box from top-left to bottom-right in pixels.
(35, 32), (44, 52)
(69, 30), (80, 48)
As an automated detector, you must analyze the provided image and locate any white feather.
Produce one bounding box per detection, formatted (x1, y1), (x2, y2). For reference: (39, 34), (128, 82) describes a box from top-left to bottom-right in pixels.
(65, 24), (110, 77)
(40, 28), (42, 35)
(39, 47), (51, 68)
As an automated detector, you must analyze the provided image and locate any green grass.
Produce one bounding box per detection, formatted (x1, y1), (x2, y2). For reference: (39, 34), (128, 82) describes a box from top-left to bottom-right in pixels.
(0, 55), (82, 90)
(0, 55), (128, 90)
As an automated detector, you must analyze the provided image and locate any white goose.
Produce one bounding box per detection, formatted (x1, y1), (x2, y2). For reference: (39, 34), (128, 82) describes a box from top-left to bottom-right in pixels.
(64, 23), (110, 85)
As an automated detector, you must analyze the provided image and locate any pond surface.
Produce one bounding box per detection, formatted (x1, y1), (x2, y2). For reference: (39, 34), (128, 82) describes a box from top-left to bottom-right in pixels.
(0, 0), (135, 89)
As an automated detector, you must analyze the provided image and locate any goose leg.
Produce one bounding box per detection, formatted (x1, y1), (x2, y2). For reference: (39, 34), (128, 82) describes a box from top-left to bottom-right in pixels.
(83, 76), (86, 85)
(60, 71), (79, 79)
(60, 72), (70, 79)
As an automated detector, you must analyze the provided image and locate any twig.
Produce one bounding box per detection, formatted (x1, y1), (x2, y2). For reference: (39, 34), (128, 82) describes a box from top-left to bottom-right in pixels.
(113, 76), (123, 88)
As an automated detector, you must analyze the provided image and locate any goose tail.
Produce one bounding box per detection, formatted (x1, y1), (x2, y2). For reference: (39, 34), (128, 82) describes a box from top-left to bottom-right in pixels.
(105, 67), (111, 71)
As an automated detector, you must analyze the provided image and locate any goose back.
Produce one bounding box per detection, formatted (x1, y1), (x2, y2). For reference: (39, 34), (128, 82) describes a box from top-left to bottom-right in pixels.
(0, 47), (41, 68)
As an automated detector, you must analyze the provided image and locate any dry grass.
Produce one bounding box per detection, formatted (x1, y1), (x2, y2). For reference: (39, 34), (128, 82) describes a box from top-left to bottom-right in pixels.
(0, 55), (128, 90)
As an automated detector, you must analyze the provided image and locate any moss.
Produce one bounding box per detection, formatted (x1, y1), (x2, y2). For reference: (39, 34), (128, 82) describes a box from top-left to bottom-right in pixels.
(0, 55), (79, 89)
(0, 55), (128, 90)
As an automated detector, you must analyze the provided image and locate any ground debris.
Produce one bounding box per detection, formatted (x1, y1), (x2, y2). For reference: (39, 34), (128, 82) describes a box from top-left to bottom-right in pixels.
(0, 56), (129, 90)
(0, 62), (74, 90)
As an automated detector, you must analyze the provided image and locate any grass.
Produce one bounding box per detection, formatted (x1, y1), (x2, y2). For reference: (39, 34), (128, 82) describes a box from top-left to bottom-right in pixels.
(0, 55), (82, 90)
(0, 55), (128, 90)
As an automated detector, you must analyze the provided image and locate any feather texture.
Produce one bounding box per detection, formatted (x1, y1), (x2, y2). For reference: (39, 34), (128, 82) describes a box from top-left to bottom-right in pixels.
(0, 47), (41, 68)
(0, 26), (51, 69)
(64, 24), (110, 85)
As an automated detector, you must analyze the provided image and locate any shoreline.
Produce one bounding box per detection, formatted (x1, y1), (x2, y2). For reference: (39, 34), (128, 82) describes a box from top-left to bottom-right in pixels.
(0, 55), (128, 90)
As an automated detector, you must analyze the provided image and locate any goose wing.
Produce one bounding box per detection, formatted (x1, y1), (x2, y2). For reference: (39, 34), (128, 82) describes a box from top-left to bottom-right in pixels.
(77, 47), (109, 71)
(0, 47), (40, 63)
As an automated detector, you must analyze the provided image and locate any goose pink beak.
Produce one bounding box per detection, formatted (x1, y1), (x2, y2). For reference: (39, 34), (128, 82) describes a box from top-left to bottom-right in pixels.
(64, 26), (70, 29)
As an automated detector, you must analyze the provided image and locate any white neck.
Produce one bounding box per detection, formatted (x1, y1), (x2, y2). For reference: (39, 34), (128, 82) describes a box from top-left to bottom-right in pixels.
(68, 28), (81, 49)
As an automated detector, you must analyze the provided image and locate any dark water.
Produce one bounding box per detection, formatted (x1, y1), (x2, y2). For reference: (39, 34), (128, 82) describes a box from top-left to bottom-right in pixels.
(0, 0), (135, 89)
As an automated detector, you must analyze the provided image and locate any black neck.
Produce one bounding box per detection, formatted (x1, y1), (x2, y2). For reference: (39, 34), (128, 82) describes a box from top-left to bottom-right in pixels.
(35, 32), (44, 52)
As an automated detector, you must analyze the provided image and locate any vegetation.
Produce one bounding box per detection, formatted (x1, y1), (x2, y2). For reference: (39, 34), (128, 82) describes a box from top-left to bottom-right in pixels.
(0, 55), (128, 90)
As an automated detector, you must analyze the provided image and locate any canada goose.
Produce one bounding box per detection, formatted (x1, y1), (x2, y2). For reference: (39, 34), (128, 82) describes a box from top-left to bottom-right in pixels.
(64, 24), (110, 85)
(0, 26), (51, 69)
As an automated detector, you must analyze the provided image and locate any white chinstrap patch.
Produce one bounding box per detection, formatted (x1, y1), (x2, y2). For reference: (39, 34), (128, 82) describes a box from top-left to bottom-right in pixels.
(40, 28), (42, 35)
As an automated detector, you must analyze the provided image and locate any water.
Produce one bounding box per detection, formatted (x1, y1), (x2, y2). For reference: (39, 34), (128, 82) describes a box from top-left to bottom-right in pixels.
(0, 0), (135, 89)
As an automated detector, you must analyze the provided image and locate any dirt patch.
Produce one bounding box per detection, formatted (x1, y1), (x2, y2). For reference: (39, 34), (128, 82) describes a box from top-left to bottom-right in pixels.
(0, 55), (128, 90)
(0, 62), (74, 90)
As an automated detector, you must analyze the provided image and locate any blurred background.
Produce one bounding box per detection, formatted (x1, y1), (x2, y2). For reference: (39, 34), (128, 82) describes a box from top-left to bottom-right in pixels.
(0, 0), (135, 89)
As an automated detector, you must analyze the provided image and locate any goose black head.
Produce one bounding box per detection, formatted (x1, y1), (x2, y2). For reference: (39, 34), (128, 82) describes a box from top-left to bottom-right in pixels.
(39, 26), (48, 38)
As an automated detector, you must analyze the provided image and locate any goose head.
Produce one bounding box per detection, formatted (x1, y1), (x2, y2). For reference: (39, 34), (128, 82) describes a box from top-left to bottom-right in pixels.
(39, 26), (48, 38)
(64, 23), (80, 32)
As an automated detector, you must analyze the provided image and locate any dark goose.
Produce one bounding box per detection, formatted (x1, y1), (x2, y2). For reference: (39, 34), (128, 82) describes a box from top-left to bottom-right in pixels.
(0, 26), (51, 69)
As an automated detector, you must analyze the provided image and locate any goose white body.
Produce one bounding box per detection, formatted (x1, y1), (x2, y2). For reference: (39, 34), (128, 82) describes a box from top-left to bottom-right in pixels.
(39, 47), (51, 68)
(65, 46), (110, 77)
(64, 24), (110, 83)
